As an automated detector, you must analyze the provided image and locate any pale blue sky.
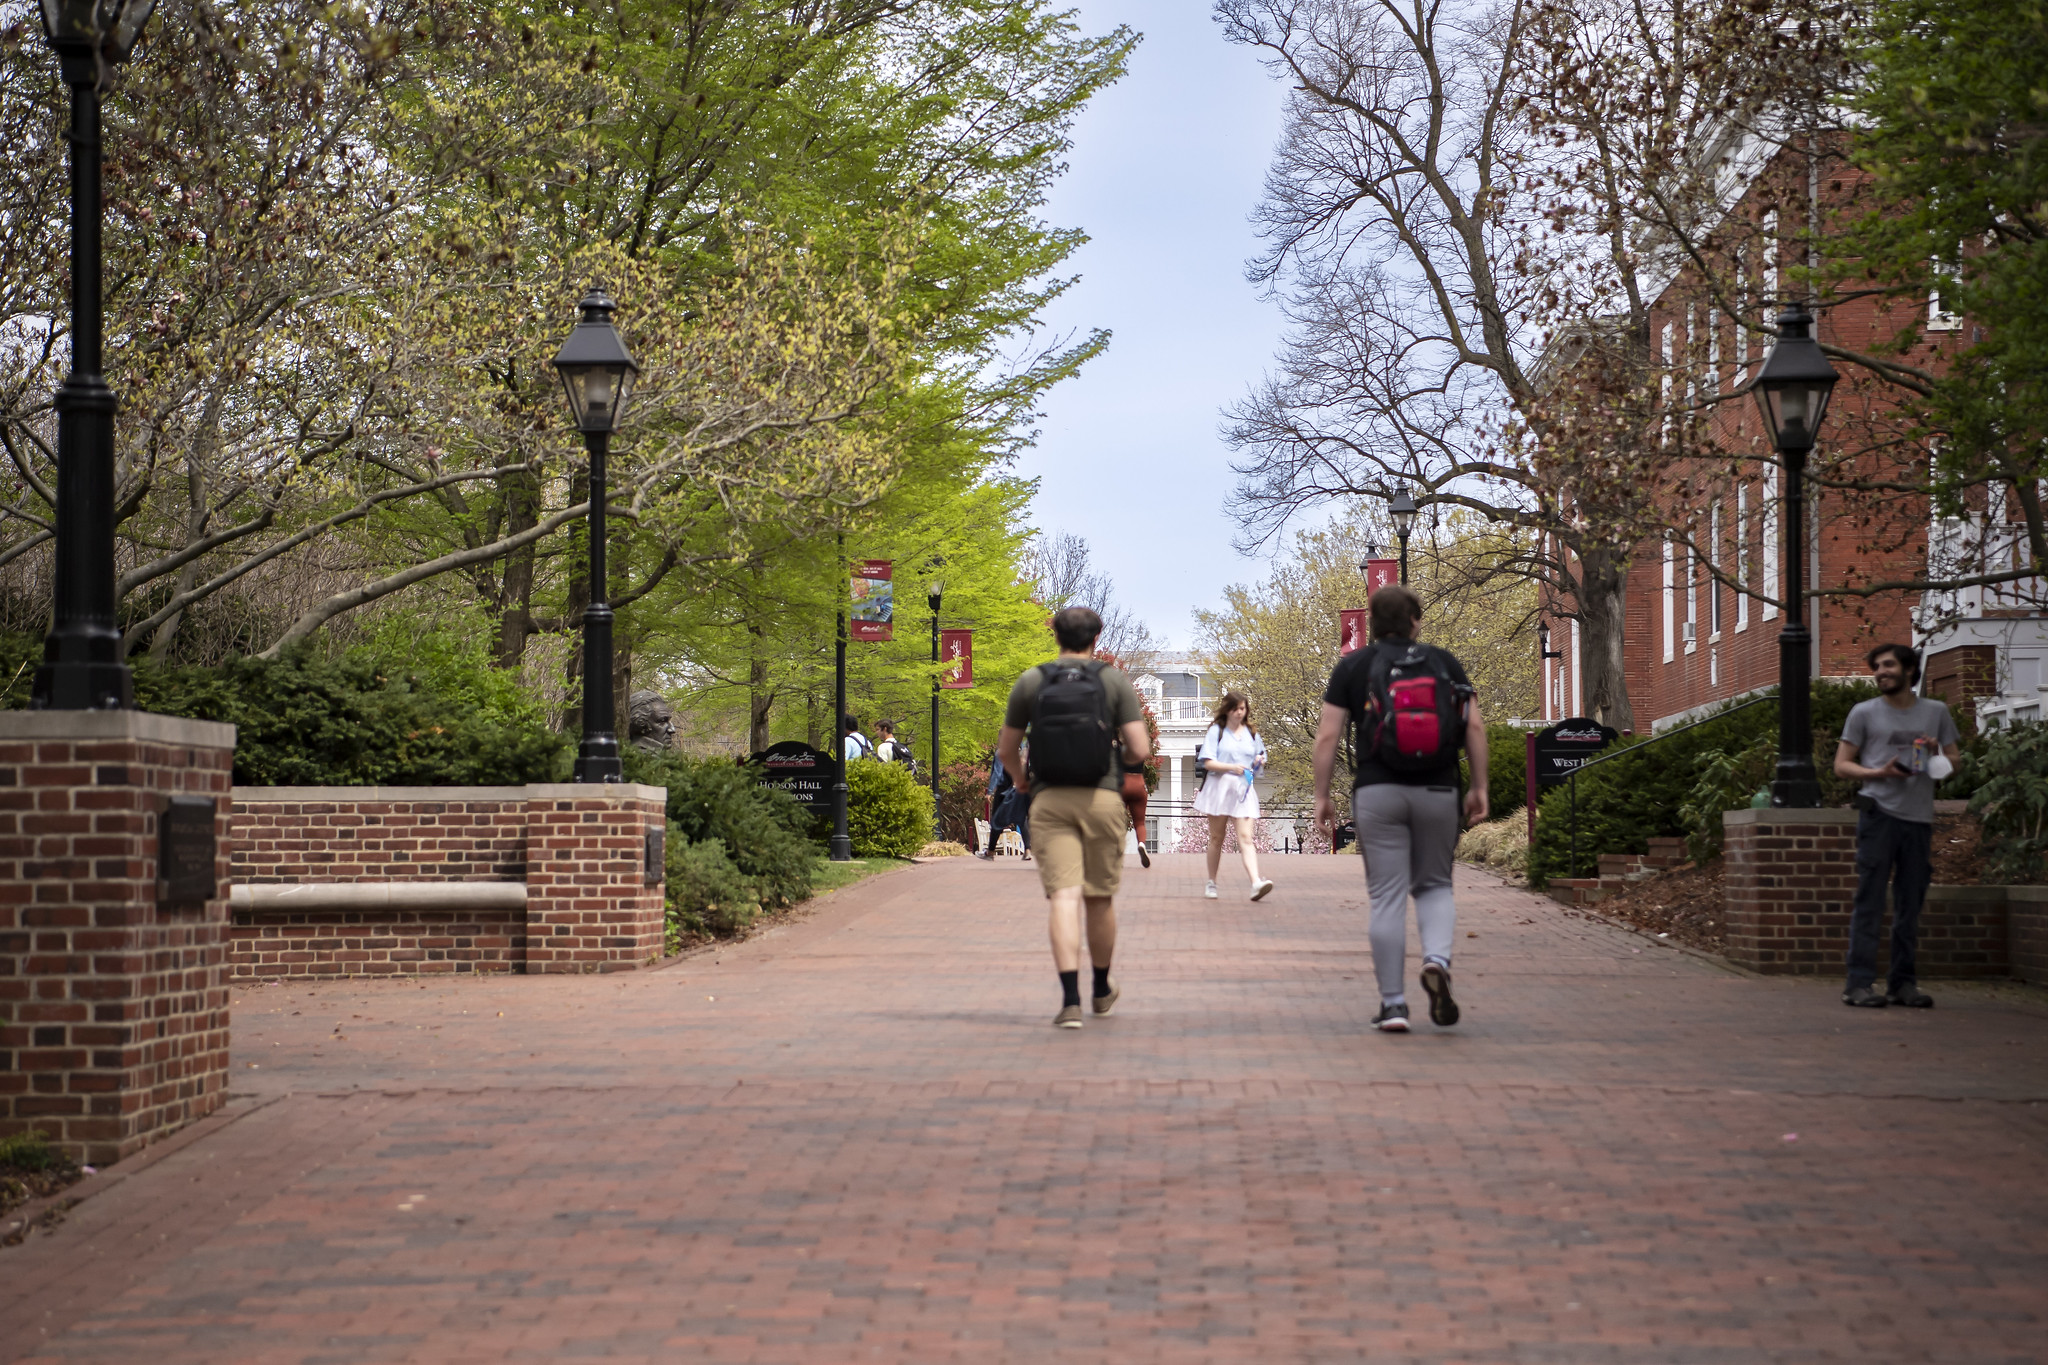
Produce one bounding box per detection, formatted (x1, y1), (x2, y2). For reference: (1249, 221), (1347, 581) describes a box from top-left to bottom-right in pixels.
(1017, 0), (1292, 651)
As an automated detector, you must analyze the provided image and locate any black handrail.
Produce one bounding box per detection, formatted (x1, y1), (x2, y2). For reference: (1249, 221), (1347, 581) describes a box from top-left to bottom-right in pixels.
(1563, 693), (1779, 880)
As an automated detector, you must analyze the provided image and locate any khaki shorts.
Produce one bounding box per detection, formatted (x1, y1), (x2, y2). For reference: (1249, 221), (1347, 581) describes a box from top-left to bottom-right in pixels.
(1028, 785), (1128, 899)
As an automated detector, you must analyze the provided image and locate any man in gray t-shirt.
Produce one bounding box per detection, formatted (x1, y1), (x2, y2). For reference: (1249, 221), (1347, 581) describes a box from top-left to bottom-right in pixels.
(1832, 644), (1962, 1009)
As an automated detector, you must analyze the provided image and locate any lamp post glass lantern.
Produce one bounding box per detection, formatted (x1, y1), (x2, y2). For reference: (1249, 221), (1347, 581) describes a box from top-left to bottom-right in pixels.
(926, 562), (944, 839)
(551, 288), (640, 783)
(1388, 486), (1418, 585)
(1751, 301), (1839, 808)
(29, 0), (158, 711)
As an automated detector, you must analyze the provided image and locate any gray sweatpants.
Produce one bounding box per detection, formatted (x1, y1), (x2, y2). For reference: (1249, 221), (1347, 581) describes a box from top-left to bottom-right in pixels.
(1352, 783), (1461, 1001)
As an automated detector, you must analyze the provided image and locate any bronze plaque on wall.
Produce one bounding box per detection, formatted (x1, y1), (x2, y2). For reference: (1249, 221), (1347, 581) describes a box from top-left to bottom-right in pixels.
(160, 795), (218, 905)
(644, 826), (665, 887)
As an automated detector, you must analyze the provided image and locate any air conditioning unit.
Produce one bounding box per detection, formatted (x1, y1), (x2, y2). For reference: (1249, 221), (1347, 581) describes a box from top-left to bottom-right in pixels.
(1681, 621), (1697, 643)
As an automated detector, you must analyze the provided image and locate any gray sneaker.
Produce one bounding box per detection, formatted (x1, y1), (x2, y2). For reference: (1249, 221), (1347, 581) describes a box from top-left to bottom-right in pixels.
(1842, 984), (1889, 1008)
(1092, 978), (1120, 1016)
(1053, 1004), (1084, 1029)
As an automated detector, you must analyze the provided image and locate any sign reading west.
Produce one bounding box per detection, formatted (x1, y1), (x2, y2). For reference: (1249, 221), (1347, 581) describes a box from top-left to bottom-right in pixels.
(1531, 718), (1620, 788)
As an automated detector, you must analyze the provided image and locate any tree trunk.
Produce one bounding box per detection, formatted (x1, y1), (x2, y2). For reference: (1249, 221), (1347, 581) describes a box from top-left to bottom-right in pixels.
(748, 644), (772, 754)
(806, 689), (822, 752)
(492, 469), (542, 669)
(1576, 544), (1636, 733)
(747, 559), (772, 753)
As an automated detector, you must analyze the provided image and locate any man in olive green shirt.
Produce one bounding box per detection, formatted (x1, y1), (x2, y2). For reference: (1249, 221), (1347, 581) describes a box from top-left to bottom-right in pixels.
(997, 607), (1150, 1030)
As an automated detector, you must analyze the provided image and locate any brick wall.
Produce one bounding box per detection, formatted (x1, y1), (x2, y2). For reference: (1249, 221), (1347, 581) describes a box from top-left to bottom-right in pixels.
(1923, 645), (1999, 731)
(1723, 808), (1859, 973)
(2005, 888), (2048, 984)
(230, 785), (665, 979)
(0, 711), (236, 1164)
(1914, 888), (2011, 979)
(235, 789), (527, 883)
(525, 786), (667, 974)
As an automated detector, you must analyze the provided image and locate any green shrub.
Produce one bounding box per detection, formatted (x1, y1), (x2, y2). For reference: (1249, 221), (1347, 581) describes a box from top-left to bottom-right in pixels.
(623, 749), (820, 907)
(664, 831), (765, 940)
(3, 632), (568, 786)
(845, 757), (933, 859)
(0, 1129), (58, 1172)
(1528, 682), (1875, 885)
(1677, 735), (1775, 862)
(1461, 723), (1530, 818)
(1967, 721), (2048, 884)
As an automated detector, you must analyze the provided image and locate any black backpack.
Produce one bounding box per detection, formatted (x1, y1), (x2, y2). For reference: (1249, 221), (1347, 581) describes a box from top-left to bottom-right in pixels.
(1030, 660), (1115, 786)
(1355, 641), (1469, 774)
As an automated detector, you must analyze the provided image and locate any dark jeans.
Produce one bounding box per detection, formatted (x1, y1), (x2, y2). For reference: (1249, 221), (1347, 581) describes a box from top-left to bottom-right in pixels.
(985, 790), (1031, 853)
(1848, 809), (1933, 990)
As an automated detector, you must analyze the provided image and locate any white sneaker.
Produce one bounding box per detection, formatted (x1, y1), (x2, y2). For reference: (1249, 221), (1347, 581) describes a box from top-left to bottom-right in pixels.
(1203, 880), (1219, 899)
(1250, 879), (1275, 902)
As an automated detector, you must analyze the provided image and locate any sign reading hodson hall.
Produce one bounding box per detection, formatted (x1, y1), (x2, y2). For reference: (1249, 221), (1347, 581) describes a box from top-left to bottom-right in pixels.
(1531, 717), (1619, 788)
(748, 741), (835, 815)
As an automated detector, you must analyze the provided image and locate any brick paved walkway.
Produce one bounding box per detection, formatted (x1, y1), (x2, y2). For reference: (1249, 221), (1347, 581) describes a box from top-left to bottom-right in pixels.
(5, 854), (2046, 1363)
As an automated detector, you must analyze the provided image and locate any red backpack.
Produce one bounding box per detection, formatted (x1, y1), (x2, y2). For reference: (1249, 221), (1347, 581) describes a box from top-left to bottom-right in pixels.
(1356, 641), (1470, 773)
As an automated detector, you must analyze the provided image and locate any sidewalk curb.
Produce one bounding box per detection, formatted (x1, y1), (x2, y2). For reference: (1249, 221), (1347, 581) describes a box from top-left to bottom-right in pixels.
(1, 1092), (283, 1249)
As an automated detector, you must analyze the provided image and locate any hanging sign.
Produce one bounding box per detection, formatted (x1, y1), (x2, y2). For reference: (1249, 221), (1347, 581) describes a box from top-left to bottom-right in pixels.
(1531, 717), (1620, 788)
(1363, 558), (1399, 594)
(1339, 608), (1371, 656)
(850, 560), (893, 641)
(940, 629), (973, 689)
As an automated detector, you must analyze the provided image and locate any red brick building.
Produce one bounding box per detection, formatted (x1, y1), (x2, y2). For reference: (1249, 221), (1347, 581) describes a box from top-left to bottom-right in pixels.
(1539, 139), (2048, 734)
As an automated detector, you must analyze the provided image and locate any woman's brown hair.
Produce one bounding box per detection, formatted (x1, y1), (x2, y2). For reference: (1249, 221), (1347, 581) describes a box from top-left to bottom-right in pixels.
(1210, 691), (1256, 736)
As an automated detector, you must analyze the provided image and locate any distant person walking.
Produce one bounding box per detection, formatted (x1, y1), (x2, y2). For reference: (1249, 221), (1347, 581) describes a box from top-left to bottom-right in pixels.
(976, 747), (1031, 860)
(1312, 585), (1487, 1033)
(1833, 643), (1961, 1009)
(875, 720), (918, 773)
(997, 607), (1151, 1028)
(841, 713), (874, 763)
(1193, 692), (1273, 901)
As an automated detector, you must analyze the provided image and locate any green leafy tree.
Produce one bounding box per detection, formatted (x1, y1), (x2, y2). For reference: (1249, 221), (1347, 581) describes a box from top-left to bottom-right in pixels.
(1837, 0), (2048, 577)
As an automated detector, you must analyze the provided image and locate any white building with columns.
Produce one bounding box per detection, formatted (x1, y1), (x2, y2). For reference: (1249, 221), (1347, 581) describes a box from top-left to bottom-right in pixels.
(1130, 654), (1288, 851)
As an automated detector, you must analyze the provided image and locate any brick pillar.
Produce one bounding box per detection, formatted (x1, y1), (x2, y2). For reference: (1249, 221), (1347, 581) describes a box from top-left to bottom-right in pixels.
(0, 711), (236, 1164)
(1722, 807), (1858, 975)
(523, 784), (666, 973)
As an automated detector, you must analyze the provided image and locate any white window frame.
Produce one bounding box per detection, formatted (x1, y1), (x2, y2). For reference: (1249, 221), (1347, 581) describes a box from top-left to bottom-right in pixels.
(1685, 543), (1698, 653)
(1763, 467), (1781, 620)
(1663, 538), (1676, 662)
(1735, 246), (1750, 374)
(1708, 307), (1722, 394)
(1660, 322), (1675, 441)
(1735, 484), (1750, 631)
(1929, 258), (1963, 332)
(1764, 209), (1780, 310)
(1709, 502), (1723, 637)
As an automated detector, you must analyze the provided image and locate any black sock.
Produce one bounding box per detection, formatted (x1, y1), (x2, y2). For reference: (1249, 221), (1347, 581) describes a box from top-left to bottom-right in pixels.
(1059, 971), (1081, 1008)
(1092, 966), (1112, 998)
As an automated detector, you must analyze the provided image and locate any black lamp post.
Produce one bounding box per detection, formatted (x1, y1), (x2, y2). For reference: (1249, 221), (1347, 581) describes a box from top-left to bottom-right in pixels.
(551, 288), (640, 784)
(926, 562), (944, 840)
(830, 534), (852, 862)
(1388, 486), (1419, 585)
(29, 0), (157, 711)
(1358, 543), (1382, 585)
(1751, 301), (1838, 809)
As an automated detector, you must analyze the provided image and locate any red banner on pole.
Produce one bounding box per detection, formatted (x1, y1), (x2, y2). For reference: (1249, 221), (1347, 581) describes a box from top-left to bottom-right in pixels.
(939, 629), (973, 689)
(1363, 558), (1399, 593)
(1339, 608), (1371, 655)
(850, 560), (893, 641)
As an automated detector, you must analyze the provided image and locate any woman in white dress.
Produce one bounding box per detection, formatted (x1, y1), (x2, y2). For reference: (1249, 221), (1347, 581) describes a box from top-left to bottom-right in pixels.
(1194, 692), (1274, 901)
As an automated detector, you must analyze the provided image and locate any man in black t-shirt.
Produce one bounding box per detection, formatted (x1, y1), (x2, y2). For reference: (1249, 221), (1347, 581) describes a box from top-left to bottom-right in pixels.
(1312, 585), (1489, 1032)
